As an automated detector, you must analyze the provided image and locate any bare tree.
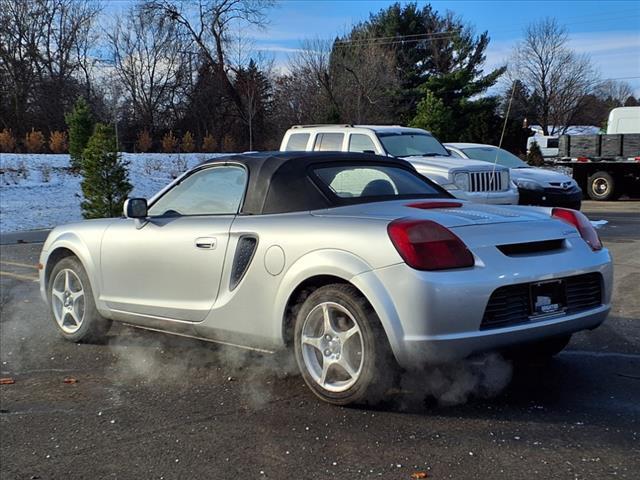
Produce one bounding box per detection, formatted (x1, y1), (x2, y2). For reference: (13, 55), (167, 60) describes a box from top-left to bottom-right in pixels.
(109, 4), (192, 133)
(285, 37), (400, 125)
(271, 66), (328, 133)
(331, 41), (399, 124)
(289, 38), (341, 119)
(0, 0), (48, 131)
(144, 0), (274, 116)
(235, 56), (272, 149)
(0, 0), (101, 133)
(509, 18), (599, 135)
(596, 79), (634, 107)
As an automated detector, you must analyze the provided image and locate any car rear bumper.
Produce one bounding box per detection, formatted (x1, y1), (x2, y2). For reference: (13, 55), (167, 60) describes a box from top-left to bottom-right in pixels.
(399, 305), (608, 366)
(519, 187), (582, 210)
(352, 244), (612, 369)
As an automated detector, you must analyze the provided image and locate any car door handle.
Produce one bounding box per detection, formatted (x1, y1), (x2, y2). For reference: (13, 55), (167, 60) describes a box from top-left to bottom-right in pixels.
(195, 237), (217, 249)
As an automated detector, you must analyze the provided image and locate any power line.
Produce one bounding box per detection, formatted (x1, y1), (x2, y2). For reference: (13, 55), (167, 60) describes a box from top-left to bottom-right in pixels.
(334, 34), (460, 48)
(599, 76), (640, 82)
(334, 30), (457, 45)
(329, 12), (640, 48)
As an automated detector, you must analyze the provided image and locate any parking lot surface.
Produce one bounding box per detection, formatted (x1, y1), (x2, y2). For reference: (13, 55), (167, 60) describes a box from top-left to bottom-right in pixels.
(1, 201), (639, 479)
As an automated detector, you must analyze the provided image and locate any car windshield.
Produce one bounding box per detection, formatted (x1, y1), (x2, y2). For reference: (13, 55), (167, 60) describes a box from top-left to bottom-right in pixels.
(462, 146), (528, 168)
(313, 164), (443, 199)
(377, 132), (449, 157)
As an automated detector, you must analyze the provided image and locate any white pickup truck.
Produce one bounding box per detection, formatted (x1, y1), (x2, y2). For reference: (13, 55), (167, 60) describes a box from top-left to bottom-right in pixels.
(280, 125), (519, 204)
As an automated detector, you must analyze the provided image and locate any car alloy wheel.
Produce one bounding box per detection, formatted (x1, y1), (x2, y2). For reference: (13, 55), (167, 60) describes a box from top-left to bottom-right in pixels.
(300, 301), (364, 392)
(51, 268), (86, 334)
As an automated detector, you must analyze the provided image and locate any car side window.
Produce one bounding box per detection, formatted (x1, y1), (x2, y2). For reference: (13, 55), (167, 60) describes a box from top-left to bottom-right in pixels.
(148, 165), (247, 217)
(314, 133), (344, 151)
(285, 133), (310, 151)
(348, 134), (377, 153)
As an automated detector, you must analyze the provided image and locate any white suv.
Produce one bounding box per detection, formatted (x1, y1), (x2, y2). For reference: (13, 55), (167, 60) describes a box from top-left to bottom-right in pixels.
(280, 125), (519, 204)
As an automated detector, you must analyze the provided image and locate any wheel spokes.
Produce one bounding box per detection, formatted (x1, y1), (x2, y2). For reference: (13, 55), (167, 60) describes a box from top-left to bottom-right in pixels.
(51, 268), (84, 334)
(322, 303), (334, 336)
(71, 289), (84, 302)
(301, 301), (365, 392)
(335, 356), (357, 379)
(319, 358), (331, 386)
(67, 308), (81, 326)
(340, 325), (359, 343)
(301, 334), (322, 352)
(51, 287), (65, 303)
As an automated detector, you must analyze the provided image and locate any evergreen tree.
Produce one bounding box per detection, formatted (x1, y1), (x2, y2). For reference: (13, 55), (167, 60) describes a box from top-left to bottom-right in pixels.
(81, 123), (132, 219)
(526, 141), (545, 167)
(346, 2), (505, 122)
(624, 96), (639, 107)
(409, 91), (454, 140)
(66, 98), (95, 170)
(234, 59), (274, 150)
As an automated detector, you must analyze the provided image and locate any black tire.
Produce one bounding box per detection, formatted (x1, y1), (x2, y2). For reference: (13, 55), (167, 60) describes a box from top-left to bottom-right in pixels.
(48, 256), (111, 343)
(587, 171), (618, 201)
(504, 334), (571, 362)
(293, 284), (397, 405)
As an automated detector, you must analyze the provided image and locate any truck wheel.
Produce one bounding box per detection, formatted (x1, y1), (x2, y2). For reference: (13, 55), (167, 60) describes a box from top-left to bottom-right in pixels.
(587, 171), (618, 201)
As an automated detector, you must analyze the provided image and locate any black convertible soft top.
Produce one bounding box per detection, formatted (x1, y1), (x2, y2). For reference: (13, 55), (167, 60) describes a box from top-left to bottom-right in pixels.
(196, 151), (445, 215)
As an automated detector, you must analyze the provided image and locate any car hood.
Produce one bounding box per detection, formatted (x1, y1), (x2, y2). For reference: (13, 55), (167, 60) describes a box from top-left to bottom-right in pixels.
(312, 199), (554, 228)
(511, 167), (574, 186)
(401, 155), (508, 172)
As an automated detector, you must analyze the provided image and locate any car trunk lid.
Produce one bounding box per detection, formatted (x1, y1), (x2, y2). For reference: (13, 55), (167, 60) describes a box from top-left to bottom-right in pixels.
(311, 199), (552, 229)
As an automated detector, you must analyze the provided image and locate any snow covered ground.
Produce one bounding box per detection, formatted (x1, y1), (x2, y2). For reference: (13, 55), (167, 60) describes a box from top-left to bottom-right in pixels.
(0, 153), (224, 233)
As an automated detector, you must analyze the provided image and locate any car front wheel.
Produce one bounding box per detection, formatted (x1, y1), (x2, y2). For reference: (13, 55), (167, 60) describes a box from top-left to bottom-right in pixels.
(294, 284), (396, 405)
(48, 256), (111, 343)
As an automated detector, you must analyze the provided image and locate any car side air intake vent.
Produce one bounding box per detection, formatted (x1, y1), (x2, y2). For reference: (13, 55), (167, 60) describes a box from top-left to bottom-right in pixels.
(497, 239), (565, 256)
(230, 235), (258, 291)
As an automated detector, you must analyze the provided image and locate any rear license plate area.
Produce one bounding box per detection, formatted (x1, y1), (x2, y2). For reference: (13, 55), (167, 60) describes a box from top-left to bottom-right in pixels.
(530, 279), (566, 317)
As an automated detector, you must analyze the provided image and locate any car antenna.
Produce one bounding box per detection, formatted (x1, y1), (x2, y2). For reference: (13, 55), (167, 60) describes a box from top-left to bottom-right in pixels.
(489, 80), (517, 198)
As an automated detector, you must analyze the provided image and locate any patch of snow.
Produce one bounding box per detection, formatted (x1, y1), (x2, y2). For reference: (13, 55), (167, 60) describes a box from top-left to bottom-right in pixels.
(0, 152), (225, 233)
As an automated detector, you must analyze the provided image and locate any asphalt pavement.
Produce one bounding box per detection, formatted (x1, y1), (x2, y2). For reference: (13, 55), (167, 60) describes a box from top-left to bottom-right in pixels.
(1, 201), (639, 479)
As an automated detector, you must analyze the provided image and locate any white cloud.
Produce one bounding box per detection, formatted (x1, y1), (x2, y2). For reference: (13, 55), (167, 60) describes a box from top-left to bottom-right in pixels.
(253, 44), (308, 54)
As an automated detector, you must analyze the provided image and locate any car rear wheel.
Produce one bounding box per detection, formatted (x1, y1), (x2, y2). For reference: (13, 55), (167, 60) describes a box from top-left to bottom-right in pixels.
(587, 171), (618, 201)
(48, 256), (111, 343)
(294, 284), (396, 405)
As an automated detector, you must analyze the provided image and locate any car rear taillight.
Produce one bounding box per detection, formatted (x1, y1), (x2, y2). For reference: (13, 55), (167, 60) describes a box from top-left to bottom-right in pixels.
(387, 219), (474, 271)
(552, 208), (602, 251)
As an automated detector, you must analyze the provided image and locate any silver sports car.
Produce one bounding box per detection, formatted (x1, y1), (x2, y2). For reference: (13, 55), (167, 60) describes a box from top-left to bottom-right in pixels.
(39, 152), (612, 405)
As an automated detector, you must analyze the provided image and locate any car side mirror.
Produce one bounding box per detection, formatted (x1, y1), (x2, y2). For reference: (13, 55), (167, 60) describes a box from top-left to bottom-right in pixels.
(124, 198), (148, 219)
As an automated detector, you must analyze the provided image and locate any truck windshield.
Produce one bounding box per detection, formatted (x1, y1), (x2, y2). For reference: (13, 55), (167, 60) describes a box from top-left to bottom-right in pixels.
(462, 147), (528, 168)
(377, 132), (449, 157)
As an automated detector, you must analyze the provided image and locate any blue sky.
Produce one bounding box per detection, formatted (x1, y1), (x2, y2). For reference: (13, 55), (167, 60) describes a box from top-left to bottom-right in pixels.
(104, 0), (640, 94)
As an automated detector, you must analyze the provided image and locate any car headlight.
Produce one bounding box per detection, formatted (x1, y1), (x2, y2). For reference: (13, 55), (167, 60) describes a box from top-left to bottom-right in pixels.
(453, 172), (470, 191)
(500, 170), (510, 188)
(515, 179), (544, 191)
